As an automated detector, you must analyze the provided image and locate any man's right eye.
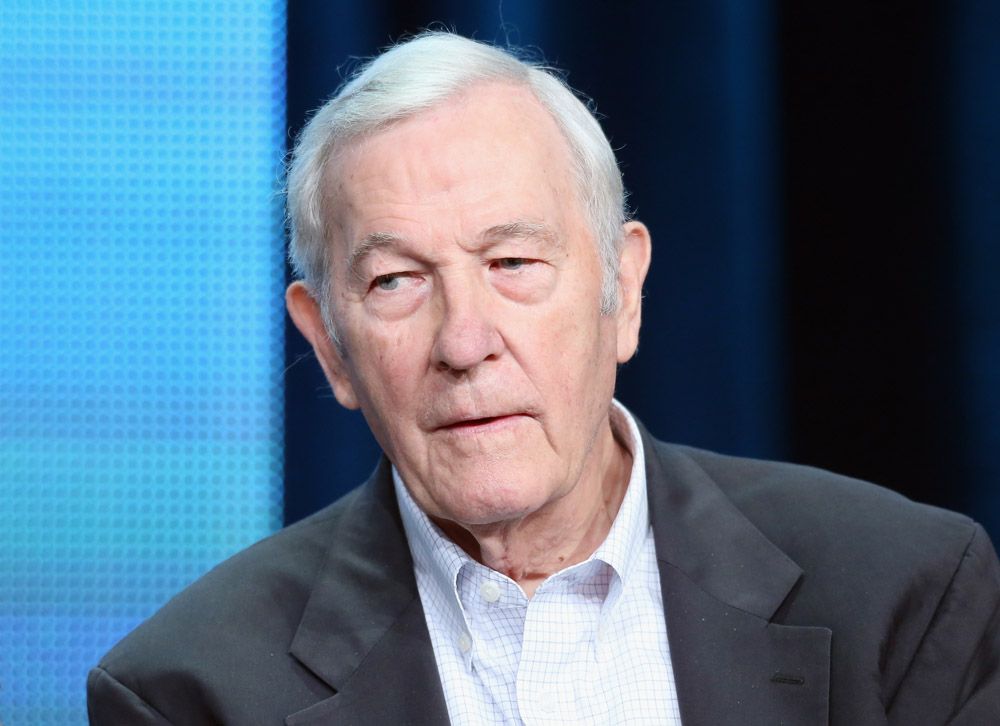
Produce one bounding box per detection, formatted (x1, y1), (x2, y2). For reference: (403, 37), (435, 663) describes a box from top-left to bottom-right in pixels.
(373, 273), (403, 291)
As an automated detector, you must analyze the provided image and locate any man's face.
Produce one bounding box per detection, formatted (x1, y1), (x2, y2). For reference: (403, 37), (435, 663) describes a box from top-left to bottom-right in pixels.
(289, 82), (648, 528)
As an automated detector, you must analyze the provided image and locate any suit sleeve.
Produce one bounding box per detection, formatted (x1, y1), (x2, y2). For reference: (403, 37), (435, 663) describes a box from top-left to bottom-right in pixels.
(87, 666), (174, 725)
(887, 523), (1000, 725)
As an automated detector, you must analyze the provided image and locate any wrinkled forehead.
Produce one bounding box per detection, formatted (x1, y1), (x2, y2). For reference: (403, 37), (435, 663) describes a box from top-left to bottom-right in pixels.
(317, 83), (587, 247)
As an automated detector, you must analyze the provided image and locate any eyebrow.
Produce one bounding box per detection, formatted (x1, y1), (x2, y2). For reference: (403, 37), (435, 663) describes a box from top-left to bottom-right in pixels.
(481, 220), (556, 245)
(346, 220), (563, 281)
(347, 232), (401, 281)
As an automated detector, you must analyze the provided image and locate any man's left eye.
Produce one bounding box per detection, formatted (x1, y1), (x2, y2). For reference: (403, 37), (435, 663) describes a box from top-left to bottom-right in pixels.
(494, 258), (528, 271)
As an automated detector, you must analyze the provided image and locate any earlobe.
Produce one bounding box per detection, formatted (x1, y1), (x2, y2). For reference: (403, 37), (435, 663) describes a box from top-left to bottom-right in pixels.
(285, 281), (360, 410)
(615, 221), (652, 363)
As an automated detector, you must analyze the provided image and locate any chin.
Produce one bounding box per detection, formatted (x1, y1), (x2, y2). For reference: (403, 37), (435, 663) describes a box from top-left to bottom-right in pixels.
(440, 474), (556, 527)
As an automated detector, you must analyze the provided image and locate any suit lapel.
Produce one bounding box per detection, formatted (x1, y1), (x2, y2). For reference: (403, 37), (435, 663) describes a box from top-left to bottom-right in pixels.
(285, 458), (449, 725)
(642, 429), (832, 725)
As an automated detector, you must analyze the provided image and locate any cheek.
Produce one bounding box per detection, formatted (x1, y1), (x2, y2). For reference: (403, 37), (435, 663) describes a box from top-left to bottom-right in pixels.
(521, 303), (616, 409)
(376, 331), (424, 394)
(347, 325), (427, 414)
(545, 302), (611, 364)
(344, 329), (431, 464)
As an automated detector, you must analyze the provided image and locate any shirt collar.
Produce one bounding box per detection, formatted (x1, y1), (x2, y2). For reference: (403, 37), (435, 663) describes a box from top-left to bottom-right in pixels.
(590, 401), (649, 593)
(394, 466), (472, 652)
(393, 399), (650, 616)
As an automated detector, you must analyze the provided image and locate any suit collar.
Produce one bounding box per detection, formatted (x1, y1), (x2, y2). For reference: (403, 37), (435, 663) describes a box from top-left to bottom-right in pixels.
(638, 422), (831, 725)
(640, 423), (802, 620)
(286, 457), (449, 724)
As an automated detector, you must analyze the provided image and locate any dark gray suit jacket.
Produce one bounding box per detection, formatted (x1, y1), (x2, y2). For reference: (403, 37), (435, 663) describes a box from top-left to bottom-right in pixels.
(88, 424), (1000, 724)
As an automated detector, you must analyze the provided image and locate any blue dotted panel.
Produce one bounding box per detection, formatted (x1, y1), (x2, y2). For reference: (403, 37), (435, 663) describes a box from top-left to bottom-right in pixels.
(0, 2), (286, 723)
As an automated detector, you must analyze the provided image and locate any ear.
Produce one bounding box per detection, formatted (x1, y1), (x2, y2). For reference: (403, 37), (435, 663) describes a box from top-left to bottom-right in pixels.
(615, 221), (652, 363)
(285, 281), (360, 410)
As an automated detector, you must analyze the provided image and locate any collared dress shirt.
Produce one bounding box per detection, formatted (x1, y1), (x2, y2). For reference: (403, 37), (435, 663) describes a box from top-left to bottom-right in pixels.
(394, 402), (682, 725)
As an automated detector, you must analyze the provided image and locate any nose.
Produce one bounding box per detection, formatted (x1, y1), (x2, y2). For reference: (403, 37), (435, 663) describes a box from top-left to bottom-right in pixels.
(431, 281), (504, 373)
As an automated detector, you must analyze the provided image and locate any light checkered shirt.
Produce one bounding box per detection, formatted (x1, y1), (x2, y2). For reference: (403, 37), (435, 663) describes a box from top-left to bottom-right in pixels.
(394, 402), (683, 725)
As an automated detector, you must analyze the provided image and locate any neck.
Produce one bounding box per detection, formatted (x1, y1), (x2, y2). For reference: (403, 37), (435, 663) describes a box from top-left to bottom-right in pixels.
(436, 416), (633, 598)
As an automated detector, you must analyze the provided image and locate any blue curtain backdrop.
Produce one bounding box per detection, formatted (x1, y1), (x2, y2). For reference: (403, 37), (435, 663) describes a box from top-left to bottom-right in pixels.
(0, 3), (286, 723)
(284, 0), (1000, 542)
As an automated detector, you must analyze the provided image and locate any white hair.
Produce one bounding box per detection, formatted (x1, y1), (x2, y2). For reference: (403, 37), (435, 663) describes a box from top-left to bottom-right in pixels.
(286, 31), (628, 339)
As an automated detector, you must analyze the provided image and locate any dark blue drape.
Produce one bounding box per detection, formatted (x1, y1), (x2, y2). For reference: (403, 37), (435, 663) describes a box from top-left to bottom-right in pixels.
(284, 1), (999, 540)
(951, 1), (1000, 537)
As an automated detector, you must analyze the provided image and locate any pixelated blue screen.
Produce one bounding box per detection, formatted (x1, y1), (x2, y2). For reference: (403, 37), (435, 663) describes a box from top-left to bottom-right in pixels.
(0, 3), (286, 723)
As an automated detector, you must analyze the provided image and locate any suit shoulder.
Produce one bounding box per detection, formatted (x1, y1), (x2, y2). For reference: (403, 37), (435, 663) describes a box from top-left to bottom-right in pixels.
(96, 483), (368, 680)
(655, 440), (979, 572)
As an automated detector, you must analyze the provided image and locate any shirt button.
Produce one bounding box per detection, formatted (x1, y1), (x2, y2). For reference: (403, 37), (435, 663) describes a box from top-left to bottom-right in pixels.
(458, 633), (472, 653)
(538, 698), (557, 713)
(480, 580), (501, 603)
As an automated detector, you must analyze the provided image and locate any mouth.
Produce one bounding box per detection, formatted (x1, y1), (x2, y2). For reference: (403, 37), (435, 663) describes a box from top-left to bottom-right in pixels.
(436, 413), (530, 433)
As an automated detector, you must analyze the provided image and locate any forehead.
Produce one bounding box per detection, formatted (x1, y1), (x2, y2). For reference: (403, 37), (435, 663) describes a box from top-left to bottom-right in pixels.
(321, 83), (584, 250)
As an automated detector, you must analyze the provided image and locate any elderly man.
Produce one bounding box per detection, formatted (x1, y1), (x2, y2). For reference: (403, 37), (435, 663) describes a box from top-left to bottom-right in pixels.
(89, 32), (999, 725)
